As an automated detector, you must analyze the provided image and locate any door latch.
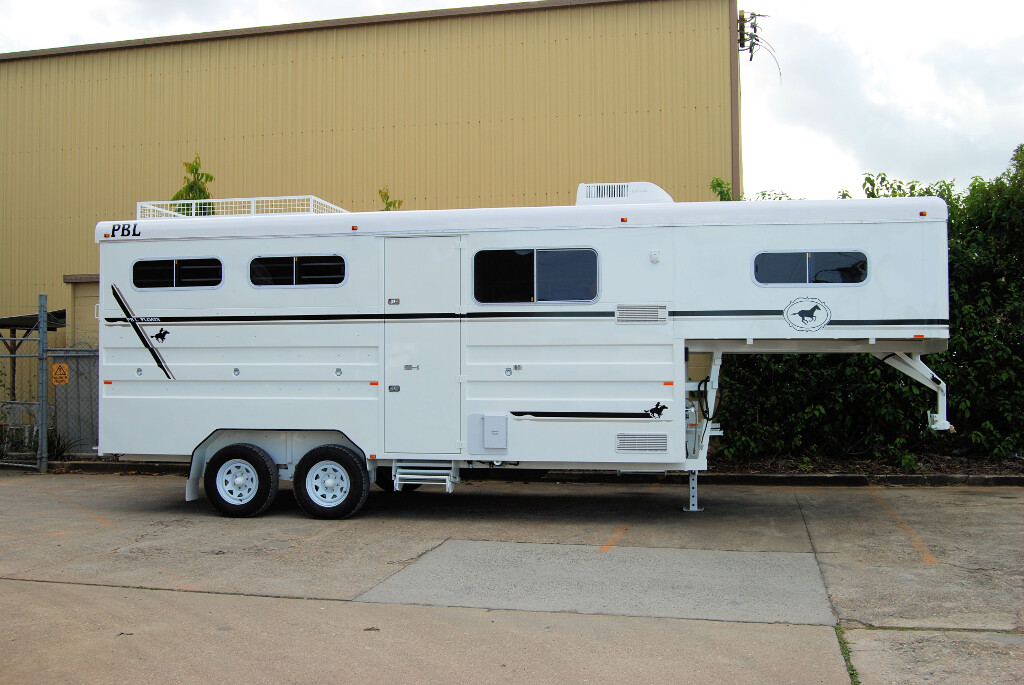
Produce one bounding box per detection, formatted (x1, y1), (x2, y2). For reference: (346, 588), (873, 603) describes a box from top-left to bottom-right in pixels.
(388, 385), (400, 392)
(388, 298), (400, 305)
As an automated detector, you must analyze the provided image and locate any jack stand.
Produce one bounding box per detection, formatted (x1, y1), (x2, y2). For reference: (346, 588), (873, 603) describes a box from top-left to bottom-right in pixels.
(683, 470), (703, 512)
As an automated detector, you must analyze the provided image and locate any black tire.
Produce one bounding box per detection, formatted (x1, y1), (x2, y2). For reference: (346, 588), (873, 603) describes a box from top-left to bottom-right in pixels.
(374, 466), (421, 493)
(293, 445), (370, 519)
(203, 443), (279, 518)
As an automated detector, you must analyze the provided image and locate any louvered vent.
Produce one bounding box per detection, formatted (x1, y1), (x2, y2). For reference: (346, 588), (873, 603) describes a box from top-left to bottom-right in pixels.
(575, 182), (674, 205)
(616, 433), (669, 453)
(586, 183), (629, 199)
(616, 304), (668, 324)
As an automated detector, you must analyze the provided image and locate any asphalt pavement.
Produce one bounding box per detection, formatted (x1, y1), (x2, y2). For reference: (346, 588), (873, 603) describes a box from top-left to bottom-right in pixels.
(0, 472), (1020, 684)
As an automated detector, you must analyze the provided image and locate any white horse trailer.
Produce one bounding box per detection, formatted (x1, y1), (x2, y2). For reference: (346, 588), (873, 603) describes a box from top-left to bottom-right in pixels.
(95, 184), (951, 518)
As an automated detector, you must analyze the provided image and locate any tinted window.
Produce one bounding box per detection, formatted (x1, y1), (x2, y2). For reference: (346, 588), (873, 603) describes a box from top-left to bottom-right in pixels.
(175, 258), (222, 287)
(132, 260), (174, 288)
(537, 249), (598, 301)
(754, 252), (866, 285)
(296, 256), (345, 285)
(250, 257), (293, 286)
(754, 253), (806, 284)
(474, 248), (597, 303)
(133, 258), (221, 289)
(250, 256), (345, 287)
(809, 252), (867, 283)
(474, 249), (535, 303)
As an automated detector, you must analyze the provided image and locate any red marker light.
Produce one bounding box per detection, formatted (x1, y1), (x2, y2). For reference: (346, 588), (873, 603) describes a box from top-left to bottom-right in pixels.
(620, 217), (628, 223)
(919, 211), (927, 216)
(351, 226), (358, 231)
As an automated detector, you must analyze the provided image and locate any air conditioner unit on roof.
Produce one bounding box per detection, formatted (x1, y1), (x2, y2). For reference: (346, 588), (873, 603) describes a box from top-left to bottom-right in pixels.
(576, 182), (674, 205)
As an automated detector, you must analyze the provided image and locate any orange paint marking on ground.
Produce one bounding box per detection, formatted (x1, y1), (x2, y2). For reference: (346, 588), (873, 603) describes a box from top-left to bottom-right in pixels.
(871, 488), (937, 564)
(36, 493), (117, 528)
(598, 523), (630, 552)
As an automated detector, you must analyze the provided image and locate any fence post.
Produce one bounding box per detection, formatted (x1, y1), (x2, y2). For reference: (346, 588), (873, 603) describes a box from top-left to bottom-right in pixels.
(36, 294), (48, 474)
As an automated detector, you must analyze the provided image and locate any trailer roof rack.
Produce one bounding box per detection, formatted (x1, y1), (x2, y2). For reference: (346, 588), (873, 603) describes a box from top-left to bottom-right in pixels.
(137, 195), (348, 219)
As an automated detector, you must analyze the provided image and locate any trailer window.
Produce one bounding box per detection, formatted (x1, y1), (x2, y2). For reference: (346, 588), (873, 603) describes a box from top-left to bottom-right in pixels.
(133, 258), (222, 289)
(537, 249), (598, 301)
(474, 248), (597, 303)
(250, 255), (345, 286)
(754, 252), (866, 285)
(809, 252), (867, 283)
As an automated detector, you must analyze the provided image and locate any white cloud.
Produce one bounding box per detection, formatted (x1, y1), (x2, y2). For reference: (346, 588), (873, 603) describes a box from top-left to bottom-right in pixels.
(741, 1), (1024, 197)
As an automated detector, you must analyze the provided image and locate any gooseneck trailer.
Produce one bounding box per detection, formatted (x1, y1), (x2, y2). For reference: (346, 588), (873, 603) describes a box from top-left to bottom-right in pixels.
(96, 183), (951, 518)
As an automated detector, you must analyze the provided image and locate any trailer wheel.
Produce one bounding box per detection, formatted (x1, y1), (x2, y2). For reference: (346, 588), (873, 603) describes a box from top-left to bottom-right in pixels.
(203, 444), (279, 517)
(293, 445), (369, 519)
(374, 466), (421, 493)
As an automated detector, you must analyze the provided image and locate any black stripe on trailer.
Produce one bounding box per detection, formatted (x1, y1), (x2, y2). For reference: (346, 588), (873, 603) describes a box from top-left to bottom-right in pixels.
(110, 284), (174, 380)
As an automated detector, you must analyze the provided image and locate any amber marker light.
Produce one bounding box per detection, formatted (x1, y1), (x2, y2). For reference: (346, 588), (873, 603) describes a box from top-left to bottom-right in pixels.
(352, 225), (358, 230)
(914, 334), (925, 338)
(620, 217), (628, 222)
(103, 381), (112, 385)
(920, 211), (928, 216)
(369, 381), (379, 386)
(663, 381), (674, 386)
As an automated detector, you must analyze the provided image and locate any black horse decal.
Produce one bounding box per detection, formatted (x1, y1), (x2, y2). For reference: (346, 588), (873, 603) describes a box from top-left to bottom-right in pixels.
(151, 328), (170, 343)
(647, 402), (668, 418)
(791, 305), (821, 325)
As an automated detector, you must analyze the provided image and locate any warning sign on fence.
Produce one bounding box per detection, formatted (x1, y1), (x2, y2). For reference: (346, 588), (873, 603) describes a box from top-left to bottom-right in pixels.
(51, 363), (69, 386)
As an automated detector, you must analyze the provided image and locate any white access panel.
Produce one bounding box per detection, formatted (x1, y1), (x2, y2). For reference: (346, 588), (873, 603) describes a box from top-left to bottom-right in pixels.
(384, 237), (462, 453)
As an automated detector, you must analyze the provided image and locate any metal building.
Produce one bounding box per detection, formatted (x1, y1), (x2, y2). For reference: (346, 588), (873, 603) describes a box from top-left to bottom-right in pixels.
(0, 0), (741, 348)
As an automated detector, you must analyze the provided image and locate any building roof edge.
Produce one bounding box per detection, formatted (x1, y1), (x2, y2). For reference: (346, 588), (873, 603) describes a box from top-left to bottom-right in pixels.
(0, 0), (640, 62)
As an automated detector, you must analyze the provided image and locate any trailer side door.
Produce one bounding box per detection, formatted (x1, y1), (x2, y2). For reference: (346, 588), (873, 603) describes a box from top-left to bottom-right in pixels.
(383, 237), (462, 454)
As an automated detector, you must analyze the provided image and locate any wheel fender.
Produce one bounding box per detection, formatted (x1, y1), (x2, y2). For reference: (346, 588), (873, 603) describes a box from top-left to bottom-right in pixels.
(187, 429), (368, 501)
(186, 450), (206, 501)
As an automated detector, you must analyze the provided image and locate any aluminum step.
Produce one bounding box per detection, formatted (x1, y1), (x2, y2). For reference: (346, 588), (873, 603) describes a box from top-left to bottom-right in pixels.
(393, 461), (460, 493)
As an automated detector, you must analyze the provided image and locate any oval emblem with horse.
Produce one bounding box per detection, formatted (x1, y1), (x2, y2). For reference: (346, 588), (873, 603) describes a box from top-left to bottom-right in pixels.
(784, 298), (831, 332)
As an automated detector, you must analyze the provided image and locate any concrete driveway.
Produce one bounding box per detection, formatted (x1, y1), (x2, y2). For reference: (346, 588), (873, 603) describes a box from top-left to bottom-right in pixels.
(0, 472), (1020, 683)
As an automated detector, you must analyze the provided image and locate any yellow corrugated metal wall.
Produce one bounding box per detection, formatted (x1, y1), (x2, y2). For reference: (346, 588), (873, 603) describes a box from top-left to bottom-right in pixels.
(0, 0), (735, 335)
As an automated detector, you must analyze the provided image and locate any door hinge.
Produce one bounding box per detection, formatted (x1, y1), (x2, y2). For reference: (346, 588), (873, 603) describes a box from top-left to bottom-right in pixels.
(457, 374), (467, 383)
(456, 440), (466, 449)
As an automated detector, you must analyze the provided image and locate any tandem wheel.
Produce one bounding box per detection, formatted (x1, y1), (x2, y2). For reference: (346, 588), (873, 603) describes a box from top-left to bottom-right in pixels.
(293, 444), (370, 519)
(203, 443), (279, 517)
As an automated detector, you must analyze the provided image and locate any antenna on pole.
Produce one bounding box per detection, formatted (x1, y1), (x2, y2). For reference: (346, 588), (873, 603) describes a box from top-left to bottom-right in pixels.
(737, 10), (781, 81)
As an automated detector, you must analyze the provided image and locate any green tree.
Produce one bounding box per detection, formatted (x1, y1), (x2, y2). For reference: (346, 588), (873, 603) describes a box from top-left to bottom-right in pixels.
(378, 186), (403, 211)
(709, 176), (736, 201)
(172, 154), (215, 216)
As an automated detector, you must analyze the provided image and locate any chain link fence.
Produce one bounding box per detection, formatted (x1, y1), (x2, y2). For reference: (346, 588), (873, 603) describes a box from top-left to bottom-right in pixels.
(50, 345), (99, 457)
(1, 295), (99, 471)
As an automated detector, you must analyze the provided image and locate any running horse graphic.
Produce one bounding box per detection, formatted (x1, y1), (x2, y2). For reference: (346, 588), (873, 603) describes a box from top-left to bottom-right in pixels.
(791, 304), (821, 325)
(647, 402), (668, 418)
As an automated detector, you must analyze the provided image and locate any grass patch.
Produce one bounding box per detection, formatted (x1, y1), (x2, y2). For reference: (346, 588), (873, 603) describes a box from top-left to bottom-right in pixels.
(834, 624), (860, 685)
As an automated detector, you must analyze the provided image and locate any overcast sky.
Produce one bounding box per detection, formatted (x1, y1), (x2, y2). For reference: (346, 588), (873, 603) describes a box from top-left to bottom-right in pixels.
(1, 0), (1021, 199)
